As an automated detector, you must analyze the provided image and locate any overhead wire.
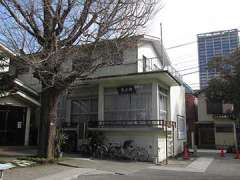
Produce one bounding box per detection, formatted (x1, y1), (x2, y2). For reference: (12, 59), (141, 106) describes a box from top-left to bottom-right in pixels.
(166, 41), (197, 50)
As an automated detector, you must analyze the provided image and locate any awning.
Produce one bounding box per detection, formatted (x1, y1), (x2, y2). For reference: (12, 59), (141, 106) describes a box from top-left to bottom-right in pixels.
(0, 90), (40, 107)
(0, 76), (40, 107)
(74, 70), (181, 87)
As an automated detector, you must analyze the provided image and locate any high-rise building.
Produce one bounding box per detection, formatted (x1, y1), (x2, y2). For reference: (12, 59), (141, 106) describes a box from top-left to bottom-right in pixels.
(197, 29), (239, 89)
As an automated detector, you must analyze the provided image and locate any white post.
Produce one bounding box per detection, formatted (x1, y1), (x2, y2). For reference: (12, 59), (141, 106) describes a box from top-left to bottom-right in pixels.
(24, 107), (31, 146)
(233, 122), (238, 151)
(98, 85), (104, 121)
(191, 131), (195, 149)
(153, 135), (159, 164)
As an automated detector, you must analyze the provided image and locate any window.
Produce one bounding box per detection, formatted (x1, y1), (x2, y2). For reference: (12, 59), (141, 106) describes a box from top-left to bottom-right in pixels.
(159, 87), (168, 121)
(206, 100), (222, 114)
(109, 51), (124, 65)
(143, 56), (147, 72)
(71, 97), (98, 123)
(104, 85), (152, 121)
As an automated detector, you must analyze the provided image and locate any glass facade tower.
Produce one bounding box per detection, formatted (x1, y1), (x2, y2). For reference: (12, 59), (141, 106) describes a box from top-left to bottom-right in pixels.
(197, 29), (239, 89)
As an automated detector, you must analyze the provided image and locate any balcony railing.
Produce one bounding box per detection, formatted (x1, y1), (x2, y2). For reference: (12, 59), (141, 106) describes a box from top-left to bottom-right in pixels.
(138, 57), (182, 82)
(88, 120), (176, 129)
(212, 113), (235, 119)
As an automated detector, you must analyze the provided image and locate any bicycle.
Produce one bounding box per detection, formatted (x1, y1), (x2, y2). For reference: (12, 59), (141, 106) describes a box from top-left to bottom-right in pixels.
(106, 140), (148, 161)
(131, 146), (149, 162)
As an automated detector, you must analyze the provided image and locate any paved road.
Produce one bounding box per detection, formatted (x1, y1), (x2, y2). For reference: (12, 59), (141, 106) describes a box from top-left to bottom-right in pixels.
(76, 154), (240, 180)
(3, 152), (240, 180)
(77, 170), (240, 180)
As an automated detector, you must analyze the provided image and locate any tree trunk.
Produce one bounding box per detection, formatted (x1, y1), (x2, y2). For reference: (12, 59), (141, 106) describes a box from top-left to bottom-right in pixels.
(38, 88), (61, 160)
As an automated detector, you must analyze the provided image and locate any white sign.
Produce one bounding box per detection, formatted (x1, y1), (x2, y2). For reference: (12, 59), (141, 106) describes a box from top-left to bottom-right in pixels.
(177, 115), (186, 140)
(17, 122), (22, 129)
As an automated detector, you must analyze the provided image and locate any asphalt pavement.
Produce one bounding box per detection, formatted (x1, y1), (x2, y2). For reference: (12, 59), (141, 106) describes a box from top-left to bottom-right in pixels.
(2, 151), (240, 180)
(75, 153), (240, 180)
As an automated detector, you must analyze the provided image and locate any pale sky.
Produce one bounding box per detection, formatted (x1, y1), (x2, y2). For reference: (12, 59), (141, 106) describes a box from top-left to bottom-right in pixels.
(146, 0), (240, 90)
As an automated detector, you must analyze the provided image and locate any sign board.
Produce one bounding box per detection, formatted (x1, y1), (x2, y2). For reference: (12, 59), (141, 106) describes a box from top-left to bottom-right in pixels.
(117, 85), (136, 95)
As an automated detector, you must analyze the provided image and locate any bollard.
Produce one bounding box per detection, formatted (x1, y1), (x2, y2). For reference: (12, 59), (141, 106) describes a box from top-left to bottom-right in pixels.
(193, 145), (198, 157)
(0, 170), (3, 180)
(183, 144), (190, 160)
(235, 149), (240, 159)
(220, 148), (225, 157)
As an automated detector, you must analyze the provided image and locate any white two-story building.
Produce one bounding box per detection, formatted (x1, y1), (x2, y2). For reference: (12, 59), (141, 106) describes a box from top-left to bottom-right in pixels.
(0, 35), (186, 163)
(62, 35), (186, 163)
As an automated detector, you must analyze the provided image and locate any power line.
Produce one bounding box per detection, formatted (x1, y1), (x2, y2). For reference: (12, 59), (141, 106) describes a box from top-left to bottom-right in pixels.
(187, 83), (199, 85)
(181, 71), (199, 76)
(173, 59), (197, 65)
(177, 66), (199, 72)
(171, 53), (197, 60)
(175, 65), (198, 70)
(166, 41), (197, 50)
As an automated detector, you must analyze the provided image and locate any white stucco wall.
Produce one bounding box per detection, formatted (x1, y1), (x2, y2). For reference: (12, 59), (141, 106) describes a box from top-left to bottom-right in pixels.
(92, 63), (137, 77)
(90, 46), (138, 78)
(138, 41), (158, 59)
(92, 38), (165, 77)
(103, 131), (169, 162)
(170, 85), (186, 155)
(137, 41), (162, 73)
(102, 130), (172, 163)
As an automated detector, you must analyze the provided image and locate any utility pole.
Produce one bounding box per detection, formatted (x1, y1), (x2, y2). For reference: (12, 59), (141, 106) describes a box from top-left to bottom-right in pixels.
(160, 23), (164, 68)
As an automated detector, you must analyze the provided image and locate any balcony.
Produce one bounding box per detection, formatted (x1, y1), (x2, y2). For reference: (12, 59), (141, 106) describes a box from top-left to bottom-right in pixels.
(90, 57), (182, 83)
(88, 120), (176, 131)
(138, 57), (182, 82)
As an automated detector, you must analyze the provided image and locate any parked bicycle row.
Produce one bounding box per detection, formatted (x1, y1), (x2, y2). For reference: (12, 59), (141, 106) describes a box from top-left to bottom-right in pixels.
(79, 140), (150, 162)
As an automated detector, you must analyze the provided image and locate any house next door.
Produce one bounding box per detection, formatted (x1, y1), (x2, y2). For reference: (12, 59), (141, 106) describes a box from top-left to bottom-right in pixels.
(198, 123), (215, 148)
(0, 106), (26, 145)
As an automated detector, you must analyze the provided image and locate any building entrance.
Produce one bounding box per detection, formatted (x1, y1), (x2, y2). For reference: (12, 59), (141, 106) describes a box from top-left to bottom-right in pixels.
(0, 105), (26, 145)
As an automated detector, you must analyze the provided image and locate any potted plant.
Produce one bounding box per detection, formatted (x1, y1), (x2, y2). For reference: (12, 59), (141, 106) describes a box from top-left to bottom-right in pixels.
(55, 128), (68, 158)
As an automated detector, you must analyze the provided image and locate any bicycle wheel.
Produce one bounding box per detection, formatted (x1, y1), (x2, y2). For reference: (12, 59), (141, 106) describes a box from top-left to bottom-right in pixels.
(136, 147), (149, 162)
(108, 146), (120, 160)
(95, 145), (107, 159)
(127, 148), (138, 161)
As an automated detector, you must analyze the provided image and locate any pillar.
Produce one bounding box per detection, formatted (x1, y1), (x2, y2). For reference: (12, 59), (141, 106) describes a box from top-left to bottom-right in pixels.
(65, 99), (72, 124)
(24, 107), (31, 146)
(151, 82), (159, 120)
(152, 82), (160, 163)
(98, 85), (104, 121)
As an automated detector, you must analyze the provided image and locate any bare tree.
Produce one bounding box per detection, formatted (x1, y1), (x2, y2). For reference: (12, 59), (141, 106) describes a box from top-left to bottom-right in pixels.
(0, 0), (159, 160)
